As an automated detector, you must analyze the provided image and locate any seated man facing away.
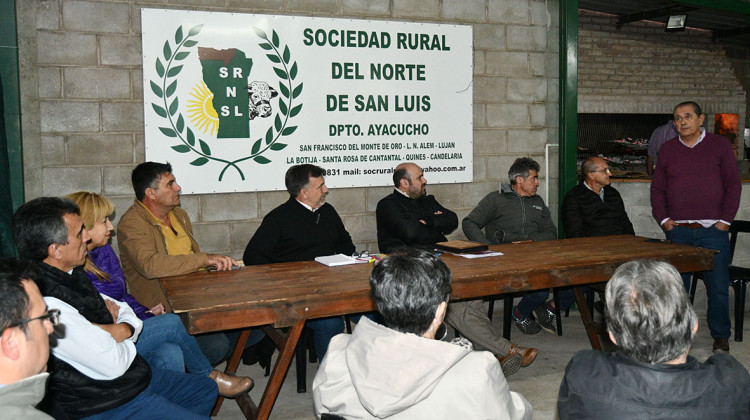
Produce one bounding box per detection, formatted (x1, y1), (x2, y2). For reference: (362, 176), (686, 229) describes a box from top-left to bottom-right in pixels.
(313, 249), (532, 420)
(558, 260), (750, 419)
(13, 197), (217, 419)
(376, 162), (537, 376)
(0, 259), (56, 420)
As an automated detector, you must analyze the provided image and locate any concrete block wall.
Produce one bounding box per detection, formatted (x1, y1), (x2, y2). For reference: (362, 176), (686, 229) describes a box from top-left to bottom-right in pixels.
(578, 10), (746, 131)
(17, 0), (561, 258)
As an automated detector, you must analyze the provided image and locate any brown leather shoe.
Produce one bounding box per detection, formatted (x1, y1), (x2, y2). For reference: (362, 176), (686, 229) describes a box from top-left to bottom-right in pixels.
(508, 344), (538, 367)
(496, 353), (522, 377)
(209, 370), (254, 398)
(713, 338), (730, 353)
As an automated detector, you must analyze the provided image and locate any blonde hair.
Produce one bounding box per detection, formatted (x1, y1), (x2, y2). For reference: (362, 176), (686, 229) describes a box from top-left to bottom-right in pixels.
(65, 191), (115, 282)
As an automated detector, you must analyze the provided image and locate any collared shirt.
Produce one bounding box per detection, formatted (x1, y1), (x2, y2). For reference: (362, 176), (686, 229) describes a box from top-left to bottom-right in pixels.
(137, 201), (193, 255)
(678, 127), (707, 148)
(296, 198), (319, 213)
(395, 188), (411, 198)
(583, 181), (604, 202)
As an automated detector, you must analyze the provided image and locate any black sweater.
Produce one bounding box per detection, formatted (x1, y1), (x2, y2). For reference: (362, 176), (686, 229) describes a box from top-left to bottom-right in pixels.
(243, 198), (355, 265)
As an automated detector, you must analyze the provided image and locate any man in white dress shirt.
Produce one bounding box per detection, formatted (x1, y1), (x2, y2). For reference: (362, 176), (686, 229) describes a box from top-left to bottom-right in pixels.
(12, 197), (217, 419)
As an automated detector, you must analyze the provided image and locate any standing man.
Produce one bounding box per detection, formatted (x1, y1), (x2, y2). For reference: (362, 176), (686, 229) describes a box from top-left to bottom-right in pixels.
(243, 164), (355, 359)
(561, 156), (634, 238)
(376, 162), (536, 376)
(651, 101), (741, 353)
(0, 259), (55, 420)
(463, 157), (559, 335)
(647, 120), (679, 176)
(117, 162), (240, 365)
(13, 197), (217, 419)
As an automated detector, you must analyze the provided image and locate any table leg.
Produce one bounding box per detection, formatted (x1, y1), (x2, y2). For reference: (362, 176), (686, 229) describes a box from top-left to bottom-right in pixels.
(255, 319), (306, 420)
(502, 296), (512, 340)
(574, 286), (602, 350)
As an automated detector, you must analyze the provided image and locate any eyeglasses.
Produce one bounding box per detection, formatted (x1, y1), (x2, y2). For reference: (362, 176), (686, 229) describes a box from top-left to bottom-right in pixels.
(7, 309), (60, 329)
(352, 250), (370, 259)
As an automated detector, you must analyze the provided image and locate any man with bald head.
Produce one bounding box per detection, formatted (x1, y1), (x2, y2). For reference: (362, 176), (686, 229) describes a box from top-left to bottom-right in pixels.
(561, 156), (634, 238)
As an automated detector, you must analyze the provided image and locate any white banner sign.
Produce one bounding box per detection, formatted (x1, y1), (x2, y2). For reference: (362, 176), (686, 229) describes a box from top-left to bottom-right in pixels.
(142, 9), (473, 193)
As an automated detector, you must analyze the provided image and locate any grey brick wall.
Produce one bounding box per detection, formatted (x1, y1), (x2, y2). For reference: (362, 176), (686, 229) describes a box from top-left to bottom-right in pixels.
(18, 0), (560, 258)
(578, 10), (746, 130)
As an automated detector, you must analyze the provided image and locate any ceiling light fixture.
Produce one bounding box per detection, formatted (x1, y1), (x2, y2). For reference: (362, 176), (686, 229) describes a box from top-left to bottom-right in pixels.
(665, 14), (687, 32)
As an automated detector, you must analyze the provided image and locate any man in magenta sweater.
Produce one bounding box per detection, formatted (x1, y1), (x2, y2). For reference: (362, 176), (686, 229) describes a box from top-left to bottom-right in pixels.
(650, 101), (741, 353)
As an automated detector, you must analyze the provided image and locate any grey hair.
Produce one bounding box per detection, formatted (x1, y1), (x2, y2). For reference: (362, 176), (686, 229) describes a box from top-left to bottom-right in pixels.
(508, 157), (540, 185)
(370, 248), (452, 335)
(605, 260), (697, 364)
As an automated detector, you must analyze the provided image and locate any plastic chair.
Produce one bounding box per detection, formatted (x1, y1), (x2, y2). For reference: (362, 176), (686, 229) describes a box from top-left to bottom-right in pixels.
(689, 220), (750, 342)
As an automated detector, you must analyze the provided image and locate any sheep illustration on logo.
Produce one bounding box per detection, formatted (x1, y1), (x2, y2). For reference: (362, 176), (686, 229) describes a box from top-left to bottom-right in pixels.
(247, 81), (279, 120)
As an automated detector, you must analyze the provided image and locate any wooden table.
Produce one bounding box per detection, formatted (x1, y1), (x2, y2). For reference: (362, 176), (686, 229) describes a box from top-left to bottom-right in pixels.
(160, 235), (715, 419)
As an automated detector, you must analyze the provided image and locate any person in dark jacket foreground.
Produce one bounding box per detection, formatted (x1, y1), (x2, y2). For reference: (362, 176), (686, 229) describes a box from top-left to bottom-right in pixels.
(558, 260), (750, 419)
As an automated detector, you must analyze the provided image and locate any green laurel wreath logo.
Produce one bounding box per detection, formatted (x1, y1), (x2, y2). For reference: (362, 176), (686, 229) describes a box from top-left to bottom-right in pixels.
(149, 24), (303, 181)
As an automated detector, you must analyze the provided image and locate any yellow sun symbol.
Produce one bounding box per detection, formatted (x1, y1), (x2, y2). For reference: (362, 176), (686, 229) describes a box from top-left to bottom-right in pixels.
(186, 81), (219, 136)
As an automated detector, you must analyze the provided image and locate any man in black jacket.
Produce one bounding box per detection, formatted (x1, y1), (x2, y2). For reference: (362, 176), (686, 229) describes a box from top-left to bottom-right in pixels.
(561, 156), (634, 238)
(13, 197), (216, 419)
(376, 162), (537, 376)
(558, 260), (750, 419)
(243, 164), (355, 360)
(376, 162), (457, 252)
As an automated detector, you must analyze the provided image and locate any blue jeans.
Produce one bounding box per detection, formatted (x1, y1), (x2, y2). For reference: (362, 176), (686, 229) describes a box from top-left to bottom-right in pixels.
(136, 313), (213, 376)
(667, 225), (731, 339)
(193, 329), (264, 366)
(307, 317), (344, 360)
(81, 367), (217, 420)
(516, 289), (576, 319)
